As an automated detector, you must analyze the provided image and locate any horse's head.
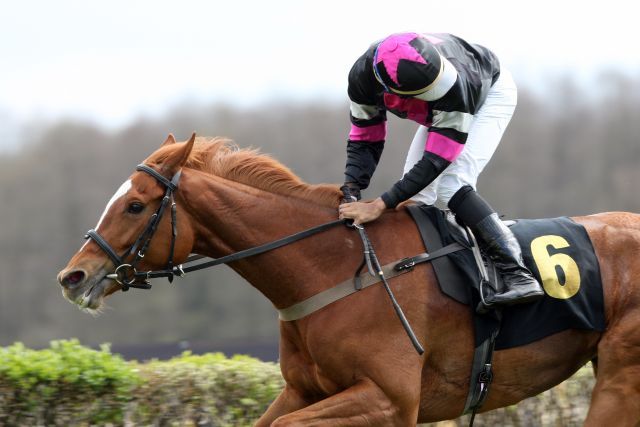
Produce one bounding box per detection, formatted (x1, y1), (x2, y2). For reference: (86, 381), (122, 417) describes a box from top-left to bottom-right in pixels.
(57, 133), (196, 311)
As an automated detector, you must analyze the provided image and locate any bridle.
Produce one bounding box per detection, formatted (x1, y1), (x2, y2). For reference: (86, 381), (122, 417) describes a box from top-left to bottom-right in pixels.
(85, 163), (345, 291)
(85, 164), (182, 291)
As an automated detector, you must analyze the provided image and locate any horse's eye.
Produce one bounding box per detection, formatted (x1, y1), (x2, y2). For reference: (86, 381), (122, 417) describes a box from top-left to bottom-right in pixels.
(127, 202), (145, 214)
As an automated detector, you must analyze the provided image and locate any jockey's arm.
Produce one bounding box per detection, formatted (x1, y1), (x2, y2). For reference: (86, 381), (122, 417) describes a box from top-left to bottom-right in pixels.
(381, 111), (469, 208)
(338, 114), (468, 225)
(343, 100), (387, 194)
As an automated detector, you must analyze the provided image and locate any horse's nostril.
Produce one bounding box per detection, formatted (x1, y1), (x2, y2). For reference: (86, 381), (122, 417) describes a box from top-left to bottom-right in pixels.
(62, 270), (85, 288)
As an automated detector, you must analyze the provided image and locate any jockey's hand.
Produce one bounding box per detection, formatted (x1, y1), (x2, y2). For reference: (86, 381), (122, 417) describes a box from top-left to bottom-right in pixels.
(338, 197), (386, 226)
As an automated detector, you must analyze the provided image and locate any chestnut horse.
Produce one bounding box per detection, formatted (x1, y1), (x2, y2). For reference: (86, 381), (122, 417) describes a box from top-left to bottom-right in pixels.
(58, 134), (640, 426)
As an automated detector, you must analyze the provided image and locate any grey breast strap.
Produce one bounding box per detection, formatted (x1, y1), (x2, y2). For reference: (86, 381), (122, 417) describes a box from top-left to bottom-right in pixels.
(277, 262), (411, 321)
(277, 241), (465, 321)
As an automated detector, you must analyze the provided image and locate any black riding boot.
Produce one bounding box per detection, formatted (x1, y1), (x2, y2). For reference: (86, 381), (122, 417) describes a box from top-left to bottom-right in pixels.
(448, 186), (545, 306)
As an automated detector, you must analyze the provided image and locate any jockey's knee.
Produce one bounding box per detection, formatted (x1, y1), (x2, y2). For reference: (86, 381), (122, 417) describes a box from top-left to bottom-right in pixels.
(438, 179), (475, 207)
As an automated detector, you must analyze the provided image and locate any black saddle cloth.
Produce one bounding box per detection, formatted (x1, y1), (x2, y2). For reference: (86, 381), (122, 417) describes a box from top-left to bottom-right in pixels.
(407, 204), (606, 350)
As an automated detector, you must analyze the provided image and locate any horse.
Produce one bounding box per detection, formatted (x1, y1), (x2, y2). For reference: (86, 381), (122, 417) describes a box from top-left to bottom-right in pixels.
(57, 134), (640, 426)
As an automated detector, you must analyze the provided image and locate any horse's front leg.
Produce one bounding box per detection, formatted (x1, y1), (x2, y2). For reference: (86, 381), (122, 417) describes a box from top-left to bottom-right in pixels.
(255, 385), (310, 427)
(270, 378), (418, 426)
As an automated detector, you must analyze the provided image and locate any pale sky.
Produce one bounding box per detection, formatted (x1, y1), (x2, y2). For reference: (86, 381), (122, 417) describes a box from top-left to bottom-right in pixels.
(1, 0), (639, 144)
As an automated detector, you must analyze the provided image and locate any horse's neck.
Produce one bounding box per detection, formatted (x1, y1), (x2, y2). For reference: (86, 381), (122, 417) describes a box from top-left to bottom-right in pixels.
(179, 170), (354, 308)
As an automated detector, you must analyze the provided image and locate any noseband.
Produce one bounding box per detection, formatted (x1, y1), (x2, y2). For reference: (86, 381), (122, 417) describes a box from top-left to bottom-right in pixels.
(85, 164), (182, 291)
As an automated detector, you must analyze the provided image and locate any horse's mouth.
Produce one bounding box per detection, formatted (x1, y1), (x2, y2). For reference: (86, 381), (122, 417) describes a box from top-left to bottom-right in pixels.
(62, 272), (113, 312)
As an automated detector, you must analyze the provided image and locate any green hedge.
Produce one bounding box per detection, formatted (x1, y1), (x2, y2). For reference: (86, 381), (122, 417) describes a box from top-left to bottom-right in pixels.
(0, 340), (138, 425)
(131, 352), (283, 426)
(0, 340), (283, 426)
(1, 340), (594, 426)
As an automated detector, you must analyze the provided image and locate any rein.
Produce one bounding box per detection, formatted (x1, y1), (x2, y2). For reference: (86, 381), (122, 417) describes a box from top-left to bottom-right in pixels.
(137, 218), (346, 282)
(86, 164), (345, 290)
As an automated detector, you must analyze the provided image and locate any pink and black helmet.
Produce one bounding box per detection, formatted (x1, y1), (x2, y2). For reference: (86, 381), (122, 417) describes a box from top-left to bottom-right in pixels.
(373, 33), (443, 95)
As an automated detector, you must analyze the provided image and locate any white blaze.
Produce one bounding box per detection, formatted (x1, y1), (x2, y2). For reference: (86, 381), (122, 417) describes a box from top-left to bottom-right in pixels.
(81, 180), (132, 250)
(97, 179), (132, 228)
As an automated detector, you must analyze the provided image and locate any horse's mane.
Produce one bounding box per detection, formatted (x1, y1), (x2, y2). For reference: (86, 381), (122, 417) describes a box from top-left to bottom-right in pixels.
(151, 137), (341, 208)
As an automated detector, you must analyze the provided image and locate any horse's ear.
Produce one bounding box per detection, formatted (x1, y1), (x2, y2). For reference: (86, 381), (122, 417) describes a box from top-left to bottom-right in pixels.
(161, 132), (196, 174)
(161, 134), (177, 147)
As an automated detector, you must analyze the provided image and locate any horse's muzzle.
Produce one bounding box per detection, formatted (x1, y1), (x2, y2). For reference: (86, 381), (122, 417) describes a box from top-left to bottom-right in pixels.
(58, 269), (86, 289)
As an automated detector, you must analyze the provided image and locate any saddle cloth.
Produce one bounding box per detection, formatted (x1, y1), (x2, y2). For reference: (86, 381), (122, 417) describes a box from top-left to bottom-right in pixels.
(407, 204), (606, 350)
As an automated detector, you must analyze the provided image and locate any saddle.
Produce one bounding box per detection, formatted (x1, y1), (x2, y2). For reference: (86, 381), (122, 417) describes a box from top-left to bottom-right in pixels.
(406, 204), (507, 310)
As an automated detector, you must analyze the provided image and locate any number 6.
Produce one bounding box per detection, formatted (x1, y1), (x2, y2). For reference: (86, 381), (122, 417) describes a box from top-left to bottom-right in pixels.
(530, 235), (581, 299)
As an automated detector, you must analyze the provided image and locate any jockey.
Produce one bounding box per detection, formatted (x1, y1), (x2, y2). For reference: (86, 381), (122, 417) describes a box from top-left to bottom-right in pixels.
(338, 32), (544, 307)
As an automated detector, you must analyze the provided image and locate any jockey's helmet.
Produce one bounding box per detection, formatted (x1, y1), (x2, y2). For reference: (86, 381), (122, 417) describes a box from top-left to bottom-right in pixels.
(373, 33), (444, 96)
